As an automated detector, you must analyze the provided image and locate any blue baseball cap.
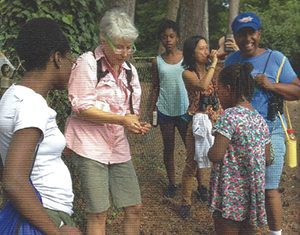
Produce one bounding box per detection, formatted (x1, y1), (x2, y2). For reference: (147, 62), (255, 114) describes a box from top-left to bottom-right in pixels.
(231, 12), (261, 34)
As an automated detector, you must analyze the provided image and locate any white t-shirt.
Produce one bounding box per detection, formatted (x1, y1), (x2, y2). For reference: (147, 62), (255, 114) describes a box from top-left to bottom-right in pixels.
(0, 84), (74, 215)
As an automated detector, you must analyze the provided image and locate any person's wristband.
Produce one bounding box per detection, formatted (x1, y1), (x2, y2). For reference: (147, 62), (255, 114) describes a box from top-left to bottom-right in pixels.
(208, 65), (216, 70)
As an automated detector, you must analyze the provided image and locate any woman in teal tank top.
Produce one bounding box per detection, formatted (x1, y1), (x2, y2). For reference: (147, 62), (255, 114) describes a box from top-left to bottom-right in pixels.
(150, 20), (190, 198)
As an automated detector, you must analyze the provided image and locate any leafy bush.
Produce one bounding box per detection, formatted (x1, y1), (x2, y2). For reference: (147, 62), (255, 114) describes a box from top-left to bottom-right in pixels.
(0, 0), (105, 127)
(0, 0), (105, 60)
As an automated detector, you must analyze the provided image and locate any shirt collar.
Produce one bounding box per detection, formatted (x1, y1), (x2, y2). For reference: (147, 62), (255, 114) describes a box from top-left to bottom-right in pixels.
(94, 46), (131, 71)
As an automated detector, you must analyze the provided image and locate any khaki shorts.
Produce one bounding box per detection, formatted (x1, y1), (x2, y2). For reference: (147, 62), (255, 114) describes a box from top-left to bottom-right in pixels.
(45, 208), (76, 228)
(72, 154), (141, 213)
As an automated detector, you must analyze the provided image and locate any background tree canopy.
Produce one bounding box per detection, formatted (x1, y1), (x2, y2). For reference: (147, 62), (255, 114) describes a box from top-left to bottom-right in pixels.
(0, 0), (104, 58)
(0, 0), (299, 75)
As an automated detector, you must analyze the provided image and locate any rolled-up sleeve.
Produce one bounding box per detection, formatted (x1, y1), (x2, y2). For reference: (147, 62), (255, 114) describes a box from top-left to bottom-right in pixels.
(130, 65), (141, 115)
(68, 53), (98, 114)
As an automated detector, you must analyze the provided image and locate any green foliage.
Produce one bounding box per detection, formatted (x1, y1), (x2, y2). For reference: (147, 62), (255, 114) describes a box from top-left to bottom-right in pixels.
(1, 0), (299, 74)
(0, 0), (105, 131)
(208, 0), (229, 49)
(0, 0), (105, 60)
(240, 0), (271, 10)
(135, 0), (168, 56)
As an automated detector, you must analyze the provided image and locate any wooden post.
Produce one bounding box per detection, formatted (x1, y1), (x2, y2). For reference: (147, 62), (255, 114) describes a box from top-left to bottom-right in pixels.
(224, 0), (240, 52)
(227, 0), (240, 33)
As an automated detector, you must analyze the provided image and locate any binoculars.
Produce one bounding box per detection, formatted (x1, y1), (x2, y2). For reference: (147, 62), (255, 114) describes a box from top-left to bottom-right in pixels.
(199, 94), (219, 111)
(267, 93), (283, 121)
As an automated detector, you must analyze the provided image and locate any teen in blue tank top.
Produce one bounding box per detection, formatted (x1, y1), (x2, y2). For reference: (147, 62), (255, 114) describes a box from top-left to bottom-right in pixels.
(156, 54), (188, 116)
(150, 20), (189, 198)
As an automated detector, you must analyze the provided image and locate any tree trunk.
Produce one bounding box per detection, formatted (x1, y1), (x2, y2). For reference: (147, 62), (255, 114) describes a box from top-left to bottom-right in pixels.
(158, 0), (180, 53)
(107, 0), (136, 21)
(227, 0), (240, 33)
(166, 0), (180, 21)
(203, 0), (209, 43)
(178, 0), (208, 46)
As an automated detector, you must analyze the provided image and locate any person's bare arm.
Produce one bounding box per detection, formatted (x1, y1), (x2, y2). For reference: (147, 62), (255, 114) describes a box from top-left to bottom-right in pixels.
(265, 143), (272, 166)
(217, 36), (239, 60)
(3, 128), (82, 234)
(254, 76), (300, 101)
(3, 128), (60, 234)
(208, 133), (230, 162)
(183, 50), (218, 91)
(271, 77), (300, 100)
(78, 108), (143, 134)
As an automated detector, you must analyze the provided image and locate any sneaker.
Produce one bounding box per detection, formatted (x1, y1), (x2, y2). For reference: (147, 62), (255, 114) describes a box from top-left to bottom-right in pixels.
(196, 185), (208, 202)
(179, 205), (191, 219)
(164, 184), (177, 198)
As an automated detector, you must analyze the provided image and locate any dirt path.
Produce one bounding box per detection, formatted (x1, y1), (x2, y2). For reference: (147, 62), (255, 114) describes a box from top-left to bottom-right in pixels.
(0, 83), (298, 234)
(107, 98), (300, 234)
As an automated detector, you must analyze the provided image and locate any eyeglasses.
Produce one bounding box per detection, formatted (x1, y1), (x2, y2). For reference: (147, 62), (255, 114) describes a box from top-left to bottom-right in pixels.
(104, 33), (136, 55)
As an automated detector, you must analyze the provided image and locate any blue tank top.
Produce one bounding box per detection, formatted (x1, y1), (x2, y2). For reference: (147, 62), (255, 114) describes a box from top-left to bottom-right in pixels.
(156, 55), (189, 116)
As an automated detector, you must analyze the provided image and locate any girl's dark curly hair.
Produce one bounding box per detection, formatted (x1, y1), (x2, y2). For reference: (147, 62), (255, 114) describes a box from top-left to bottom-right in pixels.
(219, 62), (255, 102)
(157, 19), (180, 39)
(14, 18), (70, 71)
(181, 35), (207, 71)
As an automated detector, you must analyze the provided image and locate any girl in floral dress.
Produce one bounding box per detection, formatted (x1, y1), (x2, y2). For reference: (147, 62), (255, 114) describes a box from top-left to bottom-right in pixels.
(208, 62), (271, 234)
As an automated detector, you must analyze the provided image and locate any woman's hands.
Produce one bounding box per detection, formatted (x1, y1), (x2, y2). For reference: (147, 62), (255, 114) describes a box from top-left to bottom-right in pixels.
(139, 121), (152, 134)
(217, 36), (239, 60)
(209, 49), (218, 68)
(123, 114), (151, 134)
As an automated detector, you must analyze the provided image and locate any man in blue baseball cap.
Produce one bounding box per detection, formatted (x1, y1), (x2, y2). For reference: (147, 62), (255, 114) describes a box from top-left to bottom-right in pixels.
(224, 12), (300, 235)
(231, 12), (261, 35)
(230, 12), (263, 58)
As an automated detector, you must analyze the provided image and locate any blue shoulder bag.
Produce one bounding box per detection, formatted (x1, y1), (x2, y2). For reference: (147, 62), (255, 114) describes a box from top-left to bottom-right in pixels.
(0, 144), (44, 234)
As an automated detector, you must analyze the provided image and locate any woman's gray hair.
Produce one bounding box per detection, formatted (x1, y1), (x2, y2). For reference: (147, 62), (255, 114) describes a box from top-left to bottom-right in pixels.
(99, 8), (138, 43)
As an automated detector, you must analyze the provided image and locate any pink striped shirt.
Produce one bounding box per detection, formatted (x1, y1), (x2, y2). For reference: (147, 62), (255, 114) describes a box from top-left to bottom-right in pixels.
(64, 46), (141, 164)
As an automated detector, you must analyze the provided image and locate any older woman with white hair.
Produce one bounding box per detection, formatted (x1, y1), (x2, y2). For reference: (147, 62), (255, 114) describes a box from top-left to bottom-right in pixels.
(65, 8), (150, 235)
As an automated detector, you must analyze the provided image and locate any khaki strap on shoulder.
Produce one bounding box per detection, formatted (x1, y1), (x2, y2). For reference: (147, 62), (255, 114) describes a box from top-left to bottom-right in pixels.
(276, 56), (292, 131)
(276, 56), (286, 83)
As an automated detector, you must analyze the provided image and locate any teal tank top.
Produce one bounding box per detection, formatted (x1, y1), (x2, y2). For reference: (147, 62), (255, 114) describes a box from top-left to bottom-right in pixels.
(156, 55), (189, 116)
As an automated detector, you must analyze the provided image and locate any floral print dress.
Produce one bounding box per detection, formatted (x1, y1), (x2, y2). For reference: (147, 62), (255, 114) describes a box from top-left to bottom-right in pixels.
(209, 105), (270, 227)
